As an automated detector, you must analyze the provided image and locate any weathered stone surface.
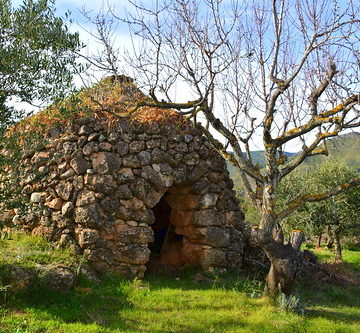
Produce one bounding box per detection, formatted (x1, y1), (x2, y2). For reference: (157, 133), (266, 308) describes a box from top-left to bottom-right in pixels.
(184, 134), (193, 143)
(88, 133), (99, 142)
(30, 192), (47, 203)
(79, 125), (93, 135)
(123, 155), (140, 168)
(115, 142), (129, 156)
(117, 225), (154, 244)
(55, 181), (74, 201)
(83, 142), (99, 156)
(31, 152), (50, 167)
(138, 151), (151, 165)
(76, 189), (96, 207)
(62, 202), (74, 216)
(141, 166), (166, 191)
(199, 193), (218, 209)
(202, 248), (226, 268)
(4, 264), (34, 292)
(75, 204), (101, 227)
(84, 248), (113, 265)
(146, 139), (161, 149)
(101, 196), (119, 213)
(115, 185), (133, 200)
(192, 210), (225, 227)
(120, 197), (145, 211)
(151, 148), (166, 164)
(70, 156), (91, 175)
(45, 198), (63, 210)
(183, 152), (200, 165)
(77, 228), (99, 248)
(129, 141), (145, 153)
(117, 168), (135, 184)
(60, 168), (76, 180)
(196, 227), (230, 248)
(85, 174), (117, 194)
(114, 245), (150, 264)
(74, 175), (84, 191)
(188, 161), (210, 182)
(63, 142), (76, 155)
(99, 142), (112, 151)
(91, 152), (122, 173)
(39, 266), (76, 291)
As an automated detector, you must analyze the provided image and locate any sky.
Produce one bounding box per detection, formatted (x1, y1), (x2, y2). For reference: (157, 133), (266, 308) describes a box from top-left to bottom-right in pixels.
(9, 0), (358, 153)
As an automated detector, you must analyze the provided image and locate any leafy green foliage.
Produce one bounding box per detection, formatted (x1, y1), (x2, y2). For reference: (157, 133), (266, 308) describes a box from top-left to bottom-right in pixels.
(0, 0), (83, 213)
(277, 161), (360, 239)
(0, 0), (83, 104)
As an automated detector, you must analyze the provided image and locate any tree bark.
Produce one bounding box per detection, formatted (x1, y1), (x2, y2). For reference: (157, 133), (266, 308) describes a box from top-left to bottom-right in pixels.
(333, 226), (343, 262)
(316, 233), (322, 249)
(327, 226), (334, 249)
(257, 223), (304, 297)
(290, 230), (305, 250)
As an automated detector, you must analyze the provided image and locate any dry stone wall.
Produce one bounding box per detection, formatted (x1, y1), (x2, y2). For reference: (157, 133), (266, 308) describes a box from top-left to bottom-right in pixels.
(16, 117), (245, 278)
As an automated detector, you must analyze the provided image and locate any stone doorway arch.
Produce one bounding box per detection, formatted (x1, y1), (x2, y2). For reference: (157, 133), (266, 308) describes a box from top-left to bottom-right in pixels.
(148, 183), (212, 271)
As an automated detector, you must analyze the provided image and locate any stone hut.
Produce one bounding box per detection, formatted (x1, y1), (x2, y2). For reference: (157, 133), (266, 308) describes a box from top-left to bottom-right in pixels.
(14, 76), (245, 278)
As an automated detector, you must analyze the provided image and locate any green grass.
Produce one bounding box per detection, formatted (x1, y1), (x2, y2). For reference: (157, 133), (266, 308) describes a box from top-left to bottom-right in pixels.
(304, 245), (360, 273)
(0, 268), (359, 332)
(0, 234), (359, 332)
(0, 231), (80, 269)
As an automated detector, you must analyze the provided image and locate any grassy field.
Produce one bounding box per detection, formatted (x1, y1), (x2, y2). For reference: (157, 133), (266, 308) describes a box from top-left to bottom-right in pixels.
(0, 233), (359, 333)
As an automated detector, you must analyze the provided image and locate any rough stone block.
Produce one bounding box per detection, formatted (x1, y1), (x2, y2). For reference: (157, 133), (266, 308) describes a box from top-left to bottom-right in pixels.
(192, 210), (225, 227)
(70, 156), (91, 175)
(76, 189), (96, 207)
(75, 204), (101, 227)
(77, 228), (99, 248)
(114, 245), (150, 265)
(196, 227), (230, 248)
(30, 192), (47, 203)
(91, 152), (122, 173)
(55, 181), (74, 201)
(116, 225), (154, 244)
(202, 248), (226, 268)
(45, 198), (63, 210)
(166, 194), (199, 210)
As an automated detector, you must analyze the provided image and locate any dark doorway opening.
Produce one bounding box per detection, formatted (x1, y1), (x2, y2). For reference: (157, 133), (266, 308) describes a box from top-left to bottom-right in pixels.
(147, 193), (184, 271)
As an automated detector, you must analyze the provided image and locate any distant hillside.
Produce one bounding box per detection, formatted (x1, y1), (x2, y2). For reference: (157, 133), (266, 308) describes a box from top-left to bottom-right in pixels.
(227, 151), (297, 185)
(227, 132), (360, 194)
(299, 132), (360, 171)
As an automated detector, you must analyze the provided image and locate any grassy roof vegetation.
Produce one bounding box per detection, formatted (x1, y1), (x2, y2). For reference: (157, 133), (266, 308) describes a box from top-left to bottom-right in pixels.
(8, 76), (190, 140)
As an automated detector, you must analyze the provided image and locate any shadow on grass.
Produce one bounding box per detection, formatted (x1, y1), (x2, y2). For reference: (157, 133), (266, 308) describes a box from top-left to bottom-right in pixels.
(5, 274), (132, 327)
(307, 308), (360, 324)
(3, 266), (360, 331)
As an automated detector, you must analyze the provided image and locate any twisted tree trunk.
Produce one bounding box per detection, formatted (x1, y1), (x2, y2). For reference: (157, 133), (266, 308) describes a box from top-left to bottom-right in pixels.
(257, 222), (305, 296)
(333, 226), (343, 262)
(316, 233), (322, 249)
(327, 225), (334, 249)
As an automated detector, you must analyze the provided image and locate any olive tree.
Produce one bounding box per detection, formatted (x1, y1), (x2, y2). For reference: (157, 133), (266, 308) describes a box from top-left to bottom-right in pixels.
(88, 0), (360, 295)
(0, 0), (83, 121)
(0, 0), (83, 208)
(278, 161), (360, 261)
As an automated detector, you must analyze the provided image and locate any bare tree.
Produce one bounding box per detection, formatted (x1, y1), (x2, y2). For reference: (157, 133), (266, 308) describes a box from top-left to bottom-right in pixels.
(86, 0), (360, 295)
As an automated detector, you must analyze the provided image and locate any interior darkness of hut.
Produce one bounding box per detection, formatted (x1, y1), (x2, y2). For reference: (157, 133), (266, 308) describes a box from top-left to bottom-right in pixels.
(147, 193), (184, 269)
